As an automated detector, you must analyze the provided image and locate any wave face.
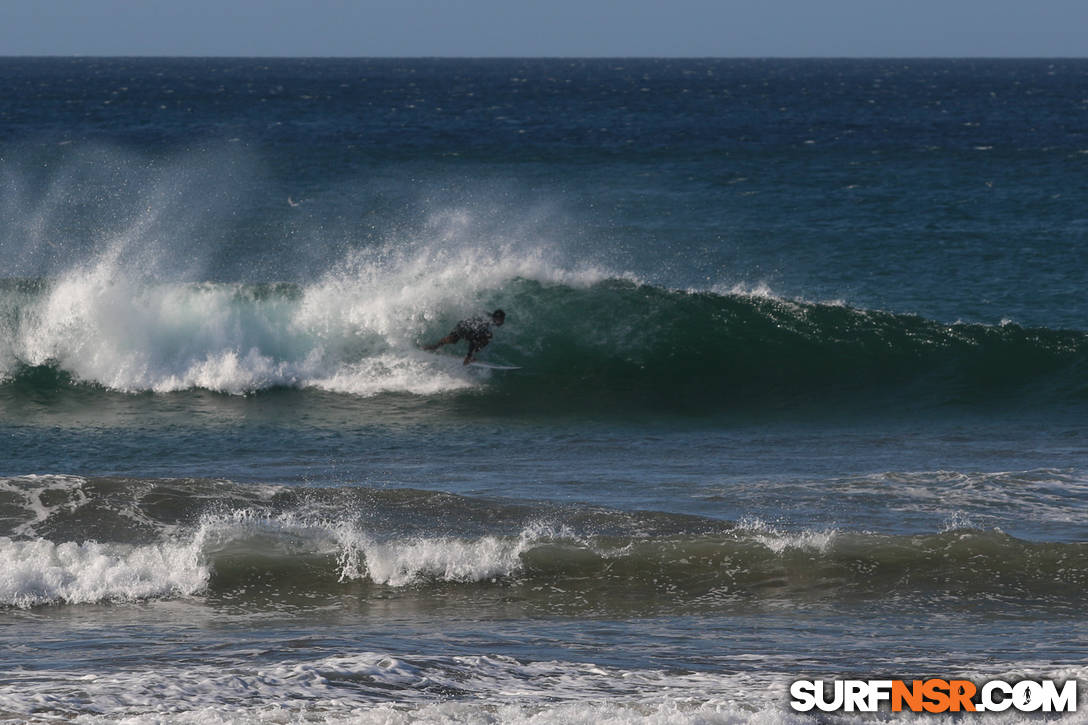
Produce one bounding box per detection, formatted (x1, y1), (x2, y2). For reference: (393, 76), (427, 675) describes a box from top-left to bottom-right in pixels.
(2, 476), (1084, 613)
(490, 279), (1088, 411)
(2, 264), (1085, 412)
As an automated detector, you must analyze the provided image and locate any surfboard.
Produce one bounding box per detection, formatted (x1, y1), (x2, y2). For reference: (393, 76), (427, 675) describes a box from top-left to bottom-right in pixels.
(469, 361), (521, 370)
(420, 347), (520, 370)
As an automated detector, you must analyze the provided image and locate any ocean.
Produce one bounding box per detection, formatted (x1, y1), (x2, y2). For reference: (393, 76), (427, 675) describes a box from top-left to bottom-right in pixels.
(0, 57), (1086, 723)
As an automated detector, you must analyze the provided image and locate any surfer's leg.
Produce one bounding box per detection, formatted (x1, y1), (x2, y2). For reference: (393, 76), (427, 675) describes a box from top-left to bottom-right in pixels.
(463, 338), (489, 364)
(462, 341), (478, 364)
(423, 333), (458, 351)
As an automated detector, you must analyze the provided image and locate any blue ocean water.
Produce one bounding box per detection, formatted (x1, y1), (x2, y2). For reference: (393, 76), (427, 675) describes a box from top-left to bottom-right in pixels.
(0, 58), (1086, 723)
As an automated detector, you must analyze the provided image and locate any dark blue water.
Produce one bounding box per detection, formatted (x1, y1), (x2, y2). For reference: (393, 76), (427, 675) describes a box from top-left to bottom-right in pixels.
(1, 58), (1086, 723)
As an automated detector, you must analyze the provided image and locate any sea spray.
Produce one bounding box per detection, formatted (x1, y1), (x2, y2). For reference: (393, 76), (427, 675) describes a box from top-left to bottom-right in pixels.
(1, 234), (624, 395)
(333, 519), (577, 586)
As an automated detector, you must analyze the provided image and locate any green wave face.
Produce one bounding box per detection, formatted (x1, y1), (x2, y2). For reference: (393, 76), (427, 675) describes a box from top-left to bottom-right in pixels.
(490, 279), (1087, 410)
(2, 276), (1085, 413)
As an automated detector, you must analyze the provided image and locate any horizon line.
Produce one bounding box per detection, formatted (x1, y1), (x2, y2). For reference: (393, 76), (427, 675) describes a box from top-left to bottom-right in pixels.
(1, 54), (1086, 61)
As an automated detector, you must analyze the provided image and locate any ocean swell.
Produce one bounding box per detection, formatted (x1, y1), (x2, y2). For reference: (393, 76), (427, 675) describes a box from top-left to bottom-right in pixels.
(1, 477), (1084, 610)
(2, 270), (1085, 412)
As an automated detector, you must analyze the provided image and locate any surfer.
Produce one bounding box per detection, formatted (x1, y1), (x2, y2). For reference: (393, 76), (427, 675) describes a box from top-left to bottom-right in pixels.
(423, 309), (506, 365)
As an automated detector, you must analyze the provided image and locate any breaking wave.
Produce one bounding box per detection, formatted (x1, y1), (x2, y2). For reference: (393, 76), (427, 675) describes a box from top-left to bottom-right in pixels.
(2, 266), (1085, 413)
(1, 477), (1084, 611)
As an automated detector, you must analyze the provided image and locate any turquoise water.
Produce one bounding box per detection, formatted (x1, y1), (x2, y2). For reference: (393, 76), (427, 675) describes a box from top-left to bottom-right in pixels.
(1, 58), (1086, 723)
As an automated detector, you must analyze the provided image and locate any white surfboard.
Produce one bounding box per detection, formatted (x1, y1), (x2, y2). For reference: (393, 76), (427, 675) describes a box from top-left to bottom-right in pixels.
(421, 347), (520, 370)
(469, 361), (521, 370)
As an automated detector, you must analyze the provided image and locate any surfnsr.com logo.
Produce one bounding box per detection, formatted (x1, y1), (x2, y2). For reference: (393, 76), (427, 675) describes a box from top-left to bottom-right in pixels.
(790, 679), (1077, 713)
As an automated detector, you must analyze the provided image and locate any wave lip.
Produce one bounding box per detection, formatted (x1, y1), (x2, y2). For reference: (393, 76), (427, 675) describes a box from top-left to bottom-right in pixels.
(335, 522), (558, 587)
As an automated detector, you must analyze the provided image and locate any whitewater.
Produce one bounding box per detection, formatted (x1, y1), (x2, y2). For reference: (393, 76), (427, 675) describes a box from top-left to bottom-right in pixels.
(1, 57), (1086, 724)
(3, 246), (1084, 407)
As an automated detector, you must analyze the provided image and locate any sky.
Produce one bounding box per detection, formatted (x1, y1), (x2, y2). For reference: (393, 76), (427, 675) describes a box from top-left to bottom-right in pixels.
(1, 0), (1086, 57)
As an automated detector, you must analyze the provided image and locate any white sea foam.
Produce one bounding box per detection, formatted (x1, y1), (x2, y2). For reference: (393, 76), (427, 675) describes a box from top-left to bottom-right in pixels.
(333, 520), (568, 586)
(830, 469), (1088, 528)
(196, 509), (561, 586)
(6, 233), (616, 395)
(0, 506), (297, 609)
(0, 503), (572, 608)
(0, 536), (209, 608)
(1, 652), (1082, 725)
(308, 353), (476, 397)
(67, 702), (815, 725)
(8, 156), (616, 396)
(0, 650), (802, 724)
(0, 474), (90, 538)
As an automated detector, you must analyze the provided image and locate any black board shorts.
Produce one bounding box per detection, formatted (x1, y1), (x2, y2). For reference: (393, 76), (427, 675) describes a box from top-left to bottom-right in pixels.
(450, 319), (492, 348)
